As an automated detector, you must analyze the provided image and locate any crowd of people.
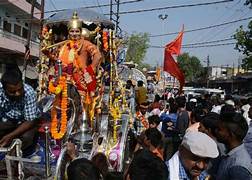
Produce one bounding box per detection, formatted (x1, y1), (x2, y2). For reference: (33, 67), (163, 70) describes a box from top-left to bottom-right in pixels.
(0, 66), (252, 180)
(126, 79), (252, 180)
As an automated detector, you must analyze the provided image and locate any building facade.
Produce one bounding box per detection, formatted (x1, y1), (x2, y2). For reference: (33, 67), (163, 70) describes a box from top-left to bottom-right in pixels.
(0, 0), (41, 76)
(208, 66), (245, 80)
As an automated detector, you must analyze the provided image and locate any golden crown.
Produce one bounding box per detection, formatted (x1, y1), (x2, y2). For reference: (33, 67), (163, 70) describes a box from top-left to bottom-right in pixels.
(68, 11), (82, 30)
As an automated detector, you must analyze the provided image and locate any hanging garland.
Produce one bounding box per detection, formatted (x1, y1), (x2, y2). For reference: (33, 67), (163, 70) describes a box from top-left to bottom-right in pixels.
(48, 76), (68, 139)
(136, 111), (149, 129)
(110, 98), (121, 142)
(102, 31), (109, 52)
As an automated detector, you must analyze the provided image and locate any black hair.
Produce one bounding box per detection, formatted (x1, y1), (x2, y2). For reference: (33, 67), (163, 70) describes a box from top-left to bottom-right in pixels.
(126, 80), (133, 89)
(220, 112), (248, 141)
(169, 103), (178, 114)
(204, 93), (211, 100)
(137, 80), (144, 86)
(248, 97), (252, 106)
(140, 102), (149, 107)
(154, 94), (161, 102)
(127, 80), (132, 84)
(201, 112), (220, 137)
(145, 128), (162, 148)
(148, 115), (161, 126)
(91, 153), (108, 178)
(191, 105), (206, 122)
(186, 101), (196, 111)
(105, 172), (123, 180)
(220, 104), (235, 115)
(67, 158), (101, 180)
(168, 97), (175, 105)
(128, 149), (168, 180)
(211, 96), (221, 105)
(1, 69), (22, 90)
(224, 94), (233, 101)
(175, 96), (186, 108)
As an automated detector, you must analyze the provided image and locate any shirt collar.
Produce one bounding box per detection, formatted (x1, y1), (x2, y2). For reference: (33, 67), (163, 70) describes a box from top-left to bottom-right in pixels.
(178, 160), (190, 180)
(227, 143), (244, 156)
(178, 157), (209, 180)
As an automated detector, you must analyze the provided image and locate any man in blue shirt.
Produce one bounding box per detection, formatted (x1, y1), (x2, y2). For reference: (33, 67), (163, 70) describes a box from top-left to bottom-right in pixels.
(0, 69), (40, 151)
(216, 112), (252, 180)
(160, 104), (178, 160)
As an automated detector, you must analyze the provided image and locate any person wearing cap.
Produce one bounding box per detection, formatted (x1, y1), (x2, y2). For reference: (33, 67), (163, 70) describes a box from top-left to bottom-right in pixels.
(215, 112), (252, 180)
(166, 131), (219, 180)
(0, 69), (40, 151)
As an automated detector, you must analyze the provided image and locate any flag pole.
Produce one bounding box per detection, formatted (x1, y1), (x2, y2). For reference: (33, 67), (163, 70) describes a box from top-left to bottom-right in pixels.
(158, 14), (168, 94)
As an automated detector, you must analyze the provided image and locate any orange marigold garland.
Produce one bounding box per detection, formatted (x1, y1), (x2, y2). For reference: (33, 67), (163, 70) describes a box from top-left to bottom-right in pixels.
(136, 111), (149, 129)
(49, 76), (68, 139)
(102, 31), (109, 52)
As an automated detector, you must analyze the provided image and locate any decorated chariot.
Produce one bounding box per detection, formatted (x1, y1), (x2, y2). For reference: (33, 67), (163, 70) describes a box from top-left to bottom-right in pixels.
(0, 8), (133, 180)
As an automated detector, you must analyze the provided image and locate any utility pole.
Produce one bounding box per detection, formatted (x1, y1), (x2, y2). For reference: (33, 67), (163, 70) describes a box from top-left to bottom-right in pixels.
(206, 55), (210, 88)
(22, 0), (35, 81)
(110, 0), (120, 36)
(40, 0), (45, 31)
(238, 56), (241, 74)
(231, 62), (235, 93)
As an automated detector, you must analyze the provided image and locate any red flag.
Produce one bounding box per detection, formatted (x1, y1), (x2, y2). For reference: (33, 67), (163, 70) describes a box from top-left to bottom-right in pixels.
(166, 25), (184, 55)
(163, 52), (185, 93)
(163, 26), (185, 93)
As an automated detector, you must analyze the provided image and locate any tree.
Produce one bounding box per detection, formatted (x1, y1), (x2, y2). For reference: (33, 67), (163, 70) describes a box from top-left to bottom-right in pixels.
(125, 32), (150, 69)
(234, 9), (252, 70)
(177, 53), (204, 82)
(245, 0), (252, 8)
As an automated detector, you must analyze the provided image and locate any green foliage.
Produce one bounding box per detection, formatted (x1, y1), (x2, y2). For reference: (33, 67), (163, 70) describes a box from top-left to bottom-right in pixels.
(234, 21), (252, 70)
(125, 32), (150, 68)
(245, 0), (252, 8)
(233, 0), (252, 70)
(177, 53), (204, 82)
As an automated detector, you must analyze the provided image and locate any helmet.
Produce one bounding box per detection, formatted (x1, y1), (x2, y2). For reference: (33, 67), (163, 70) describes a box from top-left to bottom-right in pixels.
(68, 11), (82, 30)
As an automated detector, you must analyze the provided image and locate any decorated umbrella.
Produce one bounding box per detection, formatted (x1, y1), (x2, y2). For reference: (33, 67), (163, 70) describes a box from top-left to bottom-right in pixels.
(118, 65), (147, 85)
(46, 8), (114, 28)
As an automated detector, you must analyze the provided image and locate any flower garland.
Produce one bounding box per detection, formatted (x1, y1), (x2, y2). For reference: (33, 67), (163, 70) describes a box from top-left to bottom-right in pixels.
(110, 98), (121, 142)
(102, 31), (109, 52)
(136, 111), (149, 129)
(48, 76), (68, 139)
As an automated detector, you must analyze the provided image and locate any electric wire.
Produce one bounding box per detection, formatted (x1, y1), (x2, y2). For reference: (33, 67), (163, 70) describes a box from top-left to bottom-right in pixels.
(149, 16), (252, 37)
(103, 0), (234, 15)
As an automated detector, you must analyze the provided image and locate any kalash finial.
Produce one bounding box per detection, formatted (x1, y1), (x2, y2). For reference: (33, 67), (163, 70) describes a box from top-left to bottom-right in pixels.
(68, 11), (82, 30)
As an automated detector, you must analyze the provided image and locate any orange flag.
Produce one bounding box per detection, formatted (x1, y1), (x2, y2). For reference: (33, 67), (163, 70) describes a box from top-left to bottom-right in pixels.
(163, 26), (185, 94)
(156, 66), (161, 81)
(166, 25), (184, 55)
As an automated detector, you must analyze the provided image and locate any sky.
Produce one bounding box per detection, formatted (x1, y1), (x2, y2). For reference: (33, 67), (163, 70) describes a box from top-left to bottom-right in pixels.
(46, 0), (252, 68)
